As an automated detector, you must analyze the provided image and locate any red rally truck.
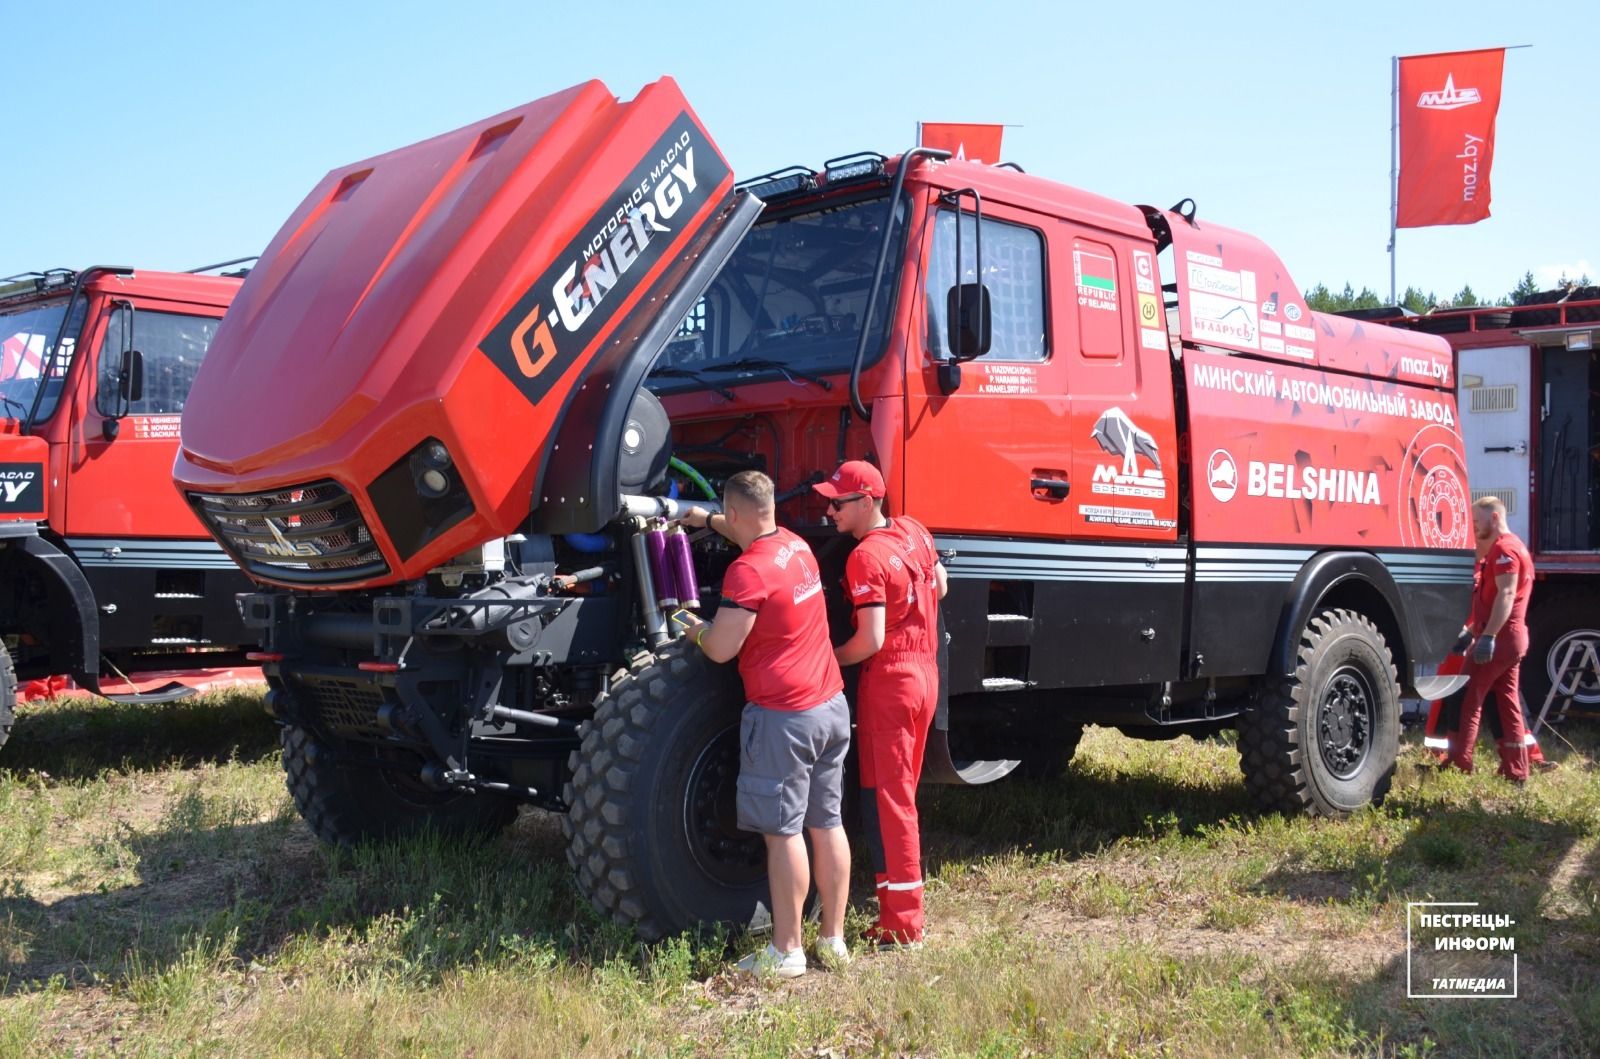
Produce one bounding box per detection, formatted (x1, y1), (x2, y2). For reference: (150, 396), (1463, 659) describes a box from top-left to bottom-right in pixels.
(0, 266), (256, 752)
(174, 78), (1474, 940)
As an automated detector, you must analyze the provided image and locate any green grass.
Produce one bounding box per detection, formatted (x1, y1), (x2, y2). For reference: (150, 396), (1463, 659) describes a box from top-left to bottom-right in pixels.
(1, 691), (1596, 1057)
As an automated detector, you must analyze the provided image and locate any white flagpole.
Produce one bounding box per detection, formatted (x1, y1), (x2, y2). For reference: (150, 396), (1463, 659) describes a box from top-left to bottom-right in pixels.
(1388, 54), (1399, 306)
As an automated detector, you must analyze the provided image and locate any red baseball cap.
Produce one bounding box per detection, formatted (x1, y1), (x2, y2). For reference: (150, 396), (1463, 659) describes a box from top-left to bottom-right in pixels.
(812, 459), (885, 499)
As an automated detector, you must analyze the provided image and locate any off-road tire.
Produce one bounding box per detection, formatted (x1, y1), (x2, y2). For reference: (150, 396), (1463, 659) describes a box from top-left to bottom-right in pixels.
(1238, 608), (1399, 816)
(564, 645), (781, 941)
(281, 724), (518, 846)
(0, 641), (15, 755)
(1524, 589), (1600, 716)
(1014, 721), (1084, 781)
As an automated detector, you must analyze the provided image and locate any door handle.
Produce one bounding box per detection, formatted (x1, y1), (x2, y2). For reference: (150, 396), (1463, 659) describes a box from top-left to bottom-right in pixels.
(1030, 477), (1070, 500)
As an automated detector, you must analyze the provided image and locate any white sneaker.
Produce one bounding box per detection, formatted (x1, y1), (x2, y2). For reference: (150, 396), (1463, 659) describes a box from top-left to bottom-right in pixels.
(815, 935), (852, 970)
(735, 943), (807, 979)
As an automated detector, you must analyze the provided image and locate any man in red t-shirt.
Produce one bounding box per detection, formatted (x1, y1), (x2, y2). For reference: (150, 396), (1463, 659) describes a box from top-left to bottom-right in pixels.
(679, 470), (851, 978)
(1447, 496), (1535, 782)
(816, 459), (947, 947)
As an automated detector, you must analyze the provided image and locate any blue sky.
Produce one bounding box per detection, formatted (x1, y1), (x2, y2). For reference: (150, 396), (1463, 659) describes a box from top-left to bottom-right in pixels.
(5, 0), (1593, 303)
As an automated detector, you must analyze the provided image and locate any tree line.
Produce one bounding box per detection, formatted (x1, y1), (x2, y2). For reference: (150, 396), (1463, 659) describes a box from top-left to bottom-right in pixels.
(1303, 270), (1595, 315)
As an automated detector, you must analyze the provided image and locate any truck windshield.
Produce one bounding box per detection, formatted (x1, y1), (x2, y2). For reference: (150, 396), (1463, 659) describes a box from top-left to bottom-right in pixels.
(651, 192), (907, 390)
(0, 297), (85, 423)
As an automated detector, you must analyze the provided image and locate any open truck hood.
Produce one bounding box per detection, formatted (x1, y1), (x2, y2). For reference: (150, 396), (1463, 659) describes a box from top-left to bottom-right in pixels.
(177, 78), (759, 588)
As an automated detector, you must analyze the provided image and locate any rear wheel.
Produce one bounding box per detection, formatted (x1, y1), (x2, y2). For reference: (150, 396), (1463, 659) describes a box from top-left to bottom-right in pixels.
(564, 646), (782, 941)
(0, 642), (14, 754)
(1238, 608), (1400, 816)
(1013, 721), (1084, 781)
(281, 725), (519, 846)
(1524, 590), (1600, 716)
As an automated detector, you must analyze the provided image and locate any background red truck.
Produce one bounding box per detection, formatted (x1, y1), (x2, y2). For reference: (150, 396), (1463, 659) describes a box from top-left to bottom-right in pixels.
(0, 266), (256, 752)
(1386, 296), (1600, 717)
(174, 78), (1474, 939)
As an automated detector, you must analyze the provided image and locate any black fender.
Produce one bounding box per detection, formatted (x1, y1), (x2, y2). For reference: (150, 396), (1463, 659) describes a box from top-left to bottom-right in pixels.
(528, 191), (763, 536)
(4, 531), (102, 684)
(1269, 551), (1412, 688)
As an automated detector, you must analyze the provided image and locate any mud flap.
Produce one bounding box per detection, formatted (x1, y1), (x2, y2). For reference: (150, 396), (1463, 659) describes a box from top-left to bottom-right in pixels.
(920, 608), (1020, 785)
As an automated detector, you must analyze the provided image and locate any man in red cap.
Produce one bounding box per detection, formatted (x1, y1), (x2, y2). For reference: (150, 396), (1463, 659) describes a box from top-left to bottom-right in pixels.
(815, 459), (947, 947)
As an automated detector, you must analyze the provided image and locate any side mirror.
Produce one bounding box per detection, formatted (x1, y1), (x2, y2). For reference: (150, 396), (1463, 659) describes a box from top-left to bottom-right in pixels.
(945, 282), (991, 361)
(96, 300), (141, 431)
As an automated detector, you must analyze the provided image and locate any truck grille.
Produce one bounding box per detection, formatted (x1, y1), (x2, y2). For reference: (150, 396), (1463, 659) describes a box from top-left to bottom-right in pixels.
(292, 675), (389, 738)
(190, 480), (390, 585)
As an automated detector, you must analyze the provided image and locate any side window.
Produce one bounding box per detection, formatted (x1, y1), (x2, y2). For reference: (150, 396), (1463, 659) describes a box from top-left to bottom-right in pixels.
(98, 308), (220, 416)
(925, 210), (1047, 362)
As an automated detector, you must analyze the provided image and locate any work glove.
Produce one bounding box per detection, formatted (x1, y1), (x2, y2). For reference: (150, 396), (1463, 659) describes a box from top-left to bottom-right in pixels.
(1472, 634), (1496, 665)
(1449, 629), (1474, 656)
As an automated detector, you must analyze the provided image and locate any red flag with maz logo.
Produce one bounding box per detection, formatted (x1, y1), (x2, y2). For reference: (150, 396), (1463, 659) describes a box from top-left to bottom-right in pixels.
(918, 123), (1004, 163)
(1397, 49), (1506, 228)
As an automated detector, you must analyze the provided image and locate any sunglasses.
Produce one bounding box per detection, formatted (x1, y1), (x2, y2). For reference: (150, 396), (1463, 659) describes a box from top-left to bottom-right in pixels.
(827, 494), (867, 511)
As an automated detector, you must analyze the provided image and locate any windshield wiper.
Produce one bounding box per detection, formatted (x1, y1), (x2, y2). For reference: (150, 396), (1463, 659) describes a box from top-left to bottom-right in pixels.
(648, 366), (737, 402)
(707, 357), (834, 392)
(0, 394), (28, 418)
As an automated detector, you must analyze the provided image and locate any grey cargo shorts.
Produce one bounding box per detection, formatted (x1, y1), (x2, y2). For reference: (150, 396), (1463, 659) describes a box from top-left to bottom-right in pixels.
(735, 691), (851, 837)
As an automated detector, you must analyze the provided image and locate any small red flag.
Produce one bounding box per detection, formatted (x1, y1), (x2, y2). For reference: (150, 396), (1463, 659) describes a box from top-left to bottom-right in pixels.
(917, 123), (1005, 163)
(1396, 49), (1506, 228)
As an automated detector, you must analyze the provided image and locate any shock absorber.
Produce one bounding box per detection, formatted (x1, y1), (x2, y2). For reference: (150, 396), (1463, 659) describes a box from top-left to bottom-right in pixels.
(644, 521), (679, 609)
(665, 523), (700, 608)
(628, 520), (670, 648)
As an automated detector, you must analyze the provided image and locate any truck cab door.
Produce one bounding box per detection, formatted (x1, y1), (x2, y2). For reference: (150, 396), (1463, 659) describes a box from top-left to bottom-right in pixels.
(903, 200), (1184, 693)
(903, 201), (1070, 535)
(67, 297), (229, 542)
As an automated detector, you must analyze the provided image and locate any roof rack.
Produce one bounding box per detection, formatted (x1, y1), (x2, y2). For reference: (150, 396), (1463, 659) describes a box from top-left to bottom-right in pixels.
(187, 256), (258, 278)
(0, 268), (76, 305)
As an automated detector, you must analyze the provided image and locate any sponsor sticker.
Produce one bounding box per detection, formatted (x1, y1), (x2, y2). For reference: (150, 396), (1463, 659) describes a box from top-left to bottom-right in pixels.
(0, 462), (44, 512)
(1090, 408), (1166, 499)
(1079, 503), (1176, 531)
(1284, 302), (1303, 322)
(1260, 319), (1282, 336)
(1137, 292), (1162, 328)
(1133, 249), (1157, 295)
(479, 113), (730, 406)
(1141, 328), (1168, 351)
(1205, 449), (1238, 503)
(1285, 323), (1317, 343)
(1260, 335), (1285, 354)
(1188, 291), (1259, 350)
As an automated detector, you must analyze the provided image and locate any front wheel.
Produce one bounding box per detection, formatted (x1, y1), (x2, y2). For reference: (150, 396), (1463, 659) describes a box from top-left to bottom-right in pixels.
(281, 725), (519, 847)
(0, 641), (14, 754)
(1237, 608), (1400, 816)
(564, 646), (781, 941)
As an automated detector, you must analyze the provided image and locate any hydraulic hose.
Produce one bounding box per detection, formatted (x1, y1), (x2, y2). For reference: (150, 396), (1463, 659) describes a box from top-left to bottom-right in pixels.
(670, 456), (717, 500)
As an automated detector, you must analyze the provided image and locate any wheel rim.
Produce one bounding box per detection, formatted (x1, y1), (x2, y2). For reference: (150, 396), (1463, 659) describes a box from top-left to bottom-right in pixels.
(681, 723), (766, 888)
(1547, 630), (1600, 704)
(1317, 665), (1373, 780)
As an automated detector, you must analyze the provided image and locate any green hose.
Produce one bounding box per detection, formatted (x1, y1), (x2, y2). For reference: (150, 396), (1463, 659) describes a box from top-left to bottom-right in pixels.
(670, 456), (717, 500)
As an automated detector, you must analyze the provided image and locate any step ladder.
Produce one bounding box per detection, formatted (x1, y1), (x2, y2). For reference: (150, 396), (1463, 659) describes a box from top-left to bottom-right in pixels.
(1531, 638), (1600, 735)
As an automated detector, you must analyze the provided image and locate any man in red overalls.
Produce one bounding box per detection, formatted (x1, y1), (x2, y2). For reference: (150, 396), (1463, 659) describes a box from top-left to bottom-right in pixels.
(815, 460), (948, 947)
(1425, 544), (1550, 769)
(1445, 496), (1535, 783)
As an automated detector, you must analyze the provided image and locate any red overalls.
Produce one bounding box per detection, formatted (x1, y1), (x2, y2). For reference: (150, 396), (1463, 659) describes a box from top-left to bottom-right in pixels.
(847, 516), (940, 943)
(1448, 533), (1534, 781)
